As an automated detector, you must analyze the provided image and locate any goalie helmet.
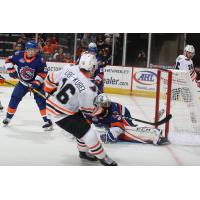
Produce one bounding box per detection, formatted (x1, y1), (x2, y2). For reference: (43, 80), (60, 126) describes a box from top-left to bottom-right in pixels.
(184, 45), (195, 54)
(79, 53), (98, 72)
(94, 93), (111, 108)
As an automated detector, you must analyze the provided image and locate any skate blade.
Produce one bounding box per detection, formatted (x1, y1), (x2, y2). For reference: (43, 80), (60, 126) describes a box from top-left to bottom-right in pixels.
(43, 126), (54, 131)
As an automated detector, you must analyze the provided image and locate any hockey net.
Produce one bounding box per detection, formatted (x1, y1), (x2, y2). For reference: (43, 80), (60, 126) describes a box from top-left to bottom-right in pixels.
(156, 68), (200, 145)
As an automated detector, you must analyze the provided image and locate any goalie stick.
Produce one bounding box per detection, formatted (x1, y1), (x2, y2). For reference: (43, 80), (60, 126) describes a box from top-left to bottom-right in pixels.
(113, 112), (172, 126)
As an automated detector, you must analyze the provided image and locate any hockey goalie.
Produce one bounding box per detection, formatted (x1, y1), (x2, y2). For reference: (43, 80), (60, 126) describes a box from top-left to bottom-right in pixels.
(88, 93), (169, 145)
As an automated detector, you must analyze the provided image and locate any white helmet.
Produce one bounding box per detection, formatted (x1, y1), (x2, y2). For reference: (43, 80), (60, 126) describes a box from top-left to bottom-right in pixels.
(79, 53), (98, 72)
(184, 45), (195, 54)
(94, 93), (111, 108)
(88, 42), (97, 49)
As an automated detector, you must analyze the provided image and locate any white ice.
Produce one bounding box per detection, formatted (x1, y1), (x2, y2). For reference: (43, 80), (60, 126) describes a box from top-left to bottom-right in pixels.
(1, 86), (200, 166)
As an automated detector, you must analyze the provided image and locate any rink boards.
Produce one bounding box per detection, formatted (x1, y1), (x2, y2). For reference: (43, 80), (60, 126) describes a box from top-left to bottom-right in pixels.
(0, 59), (158, 98)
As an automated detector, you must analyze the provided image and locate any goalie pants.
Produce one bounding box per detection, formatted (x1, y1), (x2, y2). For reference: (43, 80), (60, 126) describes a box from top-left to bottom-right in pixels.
(6, 82), (48, 122)
(55, 111), (106, 159)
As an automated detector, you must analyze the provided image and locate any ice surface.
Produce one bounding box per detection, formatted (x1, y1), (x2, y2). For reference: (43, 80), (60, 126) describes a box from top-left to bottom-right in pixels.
(1, 86), (200, 166)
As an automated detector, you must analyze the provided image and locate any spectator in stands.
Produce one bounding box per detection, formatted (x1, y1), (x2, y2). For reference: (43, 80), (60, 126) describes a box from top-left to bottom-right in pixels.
(12, 42), (23, 53)
(64, 53), (73, 63)
(38, 36), (45, 48)
(53, 47), (66, 62)
(81, 33), (96, 47)
(17, 34), (26, 49)
(42, 38), (55, 61)
(12, 42), (17, 51)
(101, 48), (111, 66)
(96, 34), (105, 51)
(17, 38), (25, 48)
(136, 50), (147, 67)
(104, 37), (112, 53)
(15, 43), (23, 51)
(76, 45), (87, 59)
(50, 35), (58, 50)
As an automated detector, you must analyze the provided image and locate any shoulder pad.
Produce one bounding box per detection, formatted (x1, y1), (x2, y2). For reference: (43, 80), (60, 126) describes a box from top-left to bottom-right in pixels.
(176, 55), (183, 61)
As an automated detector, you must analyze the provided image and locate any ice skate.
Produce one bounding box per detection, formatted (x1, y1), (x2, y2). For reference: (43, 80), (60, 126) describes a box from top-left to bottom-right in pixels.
(42, 119), (53, 131)
(2, 118), (11, 127)
(99, 155), (118, 166)
(79, 151), (98, 161)
(156, 137), (169, 145)
(0, 105), (3, 111)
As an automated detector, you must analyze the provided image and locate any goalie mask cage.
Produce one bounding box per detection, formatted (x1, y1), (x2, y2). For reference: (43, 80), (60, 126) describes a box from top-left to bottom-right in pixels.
(155, 68), (200, 145)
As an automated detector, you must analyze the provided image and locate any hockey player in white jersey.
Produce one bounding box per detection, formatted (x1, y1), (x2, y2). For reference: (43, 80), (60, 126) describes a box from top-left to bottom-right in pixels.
(173, 44), (200, 123)
(44, 53), (117, 166)
(175, 44), (196, 81)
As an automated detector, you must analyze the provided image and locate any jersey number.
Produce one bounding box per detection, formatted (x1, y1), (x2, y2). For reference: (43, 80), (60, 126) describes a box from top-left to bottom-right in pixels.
(56, 79), (75, 104)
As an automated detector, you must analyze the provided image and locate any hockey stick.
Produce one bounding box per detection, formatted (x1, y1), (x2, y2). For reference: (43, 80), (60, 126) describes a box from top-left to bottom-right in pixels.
(113, 113), (172, 126)
(0, 74), (17, 87)
(18, 78), (47, 100)
(0, 74), (47, 100)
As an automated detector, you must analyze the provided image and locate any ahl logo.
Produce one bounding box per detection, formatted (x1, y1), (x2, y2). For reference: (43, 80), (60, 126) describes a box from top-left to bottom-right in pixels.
(20, 66), (35, 80)
(133, 70), (157, 85)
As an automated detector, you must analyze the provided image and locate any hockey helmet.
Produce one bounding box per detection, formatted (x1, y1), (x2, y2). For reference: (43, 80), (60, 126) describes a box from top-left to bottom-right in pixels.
(79, 53), (98, 72)
(94, 93), (111, 108)
(88, 42), (97, 53)
(25, 40), (38, 50)
(184, 45), (195, 54)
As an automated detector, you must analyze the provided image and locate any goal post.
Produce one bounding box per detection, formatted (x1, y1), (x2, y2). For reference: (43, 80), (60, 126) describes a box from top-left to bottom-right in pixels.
(154, 68), (172, 139)
(155, 68), (200, 145)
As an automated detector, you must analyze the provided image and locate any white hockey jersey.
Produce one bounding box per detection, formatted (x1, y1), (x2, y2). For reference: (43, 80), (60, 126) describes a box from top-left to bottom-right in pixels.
(175, 55), (193, 70)
(44, 65), (97, 119)
(175, 55), (196, 81)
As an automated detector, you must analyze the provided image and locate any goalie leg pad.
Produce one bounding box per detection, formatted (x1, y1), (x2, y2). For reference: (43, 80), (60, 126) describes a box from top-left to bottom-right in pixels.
(125, 126), (163, 144)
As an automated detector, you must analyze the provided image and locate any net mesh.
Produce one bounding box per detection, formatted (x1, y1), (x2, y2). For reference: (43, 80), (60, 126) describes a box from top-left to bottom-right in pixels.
(160, 69), (200, 145)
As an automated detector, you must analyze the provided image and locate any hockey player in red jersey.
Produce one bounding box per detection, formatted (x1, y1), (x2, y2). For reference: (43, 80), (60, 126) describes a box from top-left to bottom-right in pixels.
(90, 93), (168, 145)
(2, 40), (53, 130)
